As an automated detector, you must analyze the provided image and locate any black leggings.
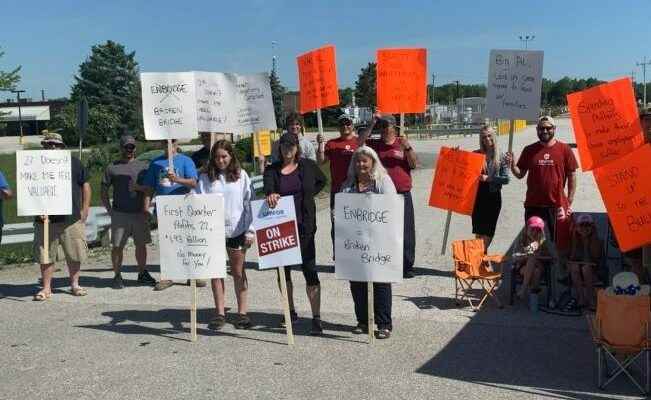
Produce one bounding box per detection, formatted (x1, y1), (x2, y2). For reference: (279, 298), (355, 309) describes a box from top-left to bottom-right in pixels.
(284, 233), (319, 286)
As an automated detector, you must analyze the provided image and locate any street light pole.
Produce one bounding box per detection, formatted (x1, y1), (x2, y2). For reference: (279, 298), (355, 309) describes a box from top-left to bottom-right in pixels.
(11, 89), (26, 145)
(636, 56), (651, 108)
(518, 35), (535, 50)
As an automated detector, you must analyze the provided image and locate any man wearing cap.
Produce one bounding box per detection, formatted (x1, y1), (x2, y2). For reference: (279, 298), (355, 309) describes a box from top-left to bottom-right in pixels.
(259, 112), (316, 173)
(358, 112), (419, 278)
(142, 139), (199, 291)
(33, 131), (91, 301)
(316, 113), (358, 255)
(507, 116), (578, 242)
(101, 135), (156, 289)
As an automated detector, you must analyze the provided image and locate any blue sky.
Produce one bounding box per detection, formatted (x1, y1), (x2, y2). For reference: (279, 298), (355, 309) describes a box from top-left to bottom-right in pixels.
(1, 0), (650, 100)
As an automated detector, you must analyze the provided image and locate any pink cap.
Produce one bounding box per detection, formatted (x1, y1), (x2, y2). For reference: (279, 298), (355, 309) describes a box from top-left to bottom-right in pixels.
(527, 216), (545, 230)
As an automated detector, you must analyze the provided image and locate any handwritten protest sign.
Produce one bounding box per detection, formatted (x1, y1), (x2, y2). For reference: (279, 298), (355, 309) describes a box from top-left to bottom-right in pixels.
(141, 72), (198, 140)
(594, 144), (651, 252)
(428, 147), (485, 215)
(297, 45), (339, 114)
(226, 72), (277, 135)
(486, 50), (544, 121)
(376, 48), (427, 113)
(567, 77), (644, 171)
(156, 194), (226, 280)
(334, 193), (404, 283)
(251, 196), (302, 269)
(195, 71), (230, 133)
(253, 130), (272, 157)
(16, 150), (72, 216)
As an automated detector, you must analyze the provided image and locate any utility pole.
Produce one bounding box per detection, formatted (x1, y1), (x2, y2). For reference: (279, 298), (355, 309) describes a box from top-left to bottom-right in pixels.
(454, 80), (461, 125)
(518, 35), (535, 50)
(11, 89), (26, 145)
(271, 41), (278, 74)
(636, 56), (651, 107)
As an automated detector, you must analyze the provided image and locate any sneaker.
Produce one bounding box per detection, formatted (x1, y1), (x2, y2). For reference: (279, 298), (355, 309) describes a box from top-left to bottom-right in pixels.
(279, 310), (298, 328)
(137, 270), (156, 286)
(352, 323), (368, 334)
(154, 280), (174, 291)
(112, 274), (125, 289)
(234, 314), (252, 330)
(376, 328), (391, 339)
(403, 270), (415, 279)
(208, 314), (226, 331)
(187, 279), (208, 288)
(310, 317), (323, 336)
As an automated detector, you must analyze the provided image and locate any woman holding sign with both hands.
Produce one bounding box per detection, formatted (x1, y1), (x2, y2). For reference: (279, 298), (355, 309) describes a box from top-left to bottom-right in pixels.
(341, 146), (397, 339)
(193, 140), (255, 330)
(263, 133), (327, 335)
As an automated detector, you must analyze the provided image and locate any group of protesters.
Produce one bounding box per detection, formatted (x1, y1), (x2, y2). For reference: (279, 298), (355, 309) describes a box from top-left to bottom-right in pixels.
(1, 108), (650, 338)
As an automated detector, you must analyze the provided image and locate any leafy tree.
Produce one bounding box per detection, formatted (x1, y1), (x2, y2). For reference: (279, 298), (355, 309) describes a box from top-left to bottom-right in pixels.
(70, 40), (141, 138)
(50, 102), (121, 146)
(354, 63), (376, 108)
(0, 48), (21, 129)
(269, 69), (285, 128)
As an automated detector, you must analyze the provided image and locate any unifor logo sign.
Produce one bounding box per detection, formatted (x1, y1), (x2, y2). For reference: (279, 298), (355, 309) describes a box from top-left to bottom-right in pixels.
(258, 208), (286, 219)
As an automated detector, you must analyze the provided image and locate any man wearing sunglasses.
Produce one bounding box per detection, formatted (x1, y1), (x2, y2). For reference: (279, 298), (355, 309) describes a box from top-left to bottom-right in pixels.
(101, 135), (156, 289)
(507, 116), (578, 242)
(33, 131), (91, 301)
(317, 113), (359, 256)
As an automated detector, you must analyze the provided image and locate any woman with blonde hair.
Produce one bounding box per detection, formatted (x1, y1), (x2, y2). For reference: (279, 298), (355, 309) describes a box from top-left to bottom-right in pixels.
(471, 125), (509, 250)
(340, 146), (397, 339)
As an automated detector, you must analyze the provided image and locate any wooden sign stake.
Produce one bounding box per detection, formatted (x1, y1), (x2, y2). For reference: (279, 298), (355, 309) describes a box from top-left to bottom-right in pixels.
(43, 215), (50, 263)
(191, 279), (198, 342)
(316, 109), (324, 138)
(400, 113), (405, 137)
(367, 281), (375, 344)
(277, 267), (295, 346)
(440, 210), (452, 255)
(507, 120), (515, 153)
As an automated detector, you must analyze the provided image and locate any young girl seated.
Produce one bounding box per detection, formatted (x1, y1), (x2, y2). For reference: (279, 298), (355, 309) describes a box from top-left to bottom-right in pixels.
(514, 216), (553, 299)
(567, 214), (602, 311)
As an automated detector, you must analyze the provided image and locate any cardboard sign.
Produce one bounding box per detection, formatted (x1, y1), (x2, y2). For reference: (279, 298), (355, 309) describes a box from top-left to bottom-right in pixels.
(594, 145), (651, 252)
(486, 50), (544, 121)
(141, 72), (198, 140)
(156, 194), (226, 280)
(195, 71), (231, 133)
(428, 147), (485, 215)
(226, 72), (277, 135)
(253, 130), (272, 157)
(297, 45), (339, 114)
(567, 77), (644, 171)
(376, 48), (427, 113)
(334, 193), (404, 283)
(251, 196), (302, 269)
(16, 150), (72, 216)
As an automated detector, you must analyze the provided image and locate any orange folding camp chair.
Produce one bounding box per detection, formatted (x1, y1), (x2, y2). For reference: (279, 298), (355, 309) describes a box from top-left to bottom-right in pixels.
(452, 239), (505, 311)
(587, 290), (651, 394)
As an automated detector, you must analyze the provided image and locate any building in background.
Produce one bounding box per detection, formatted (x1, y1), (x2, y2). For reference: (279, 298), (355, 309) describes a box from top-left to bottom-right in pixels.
(0, 98), (67, 137)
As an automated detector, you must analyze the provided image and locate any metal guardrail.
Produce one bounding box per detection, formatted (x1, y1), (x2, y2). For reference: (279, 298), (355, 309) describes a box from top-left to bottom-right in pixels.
(1, 175), (266, 247)
(406, 127), (481, 139)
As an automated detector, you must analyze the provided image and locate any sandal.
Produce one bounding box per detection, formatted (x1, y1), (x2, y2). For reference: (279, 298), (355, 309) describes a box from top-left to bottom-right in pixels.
(234, 314), (252, 330)
(71, 287), (88, 297)
(33, 291), (51, 301)
(208, 315), (226, 331)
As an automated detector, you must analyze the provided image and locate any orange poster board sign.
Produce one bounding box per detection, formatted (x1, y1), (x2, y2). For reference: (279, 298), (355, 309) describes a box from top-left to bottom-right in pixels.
(594, 144), (651, 252)
(567, 77), (644, 171)
(428, 147), (485, 215)
(377, 48), (427, 114)
(297, 45), (339, 114)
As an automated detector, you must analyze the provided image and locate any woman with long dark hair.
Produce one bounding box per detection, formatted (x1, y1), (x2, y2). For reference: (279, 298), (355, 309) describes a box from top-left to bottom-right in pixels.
(194, 140), (254, 330)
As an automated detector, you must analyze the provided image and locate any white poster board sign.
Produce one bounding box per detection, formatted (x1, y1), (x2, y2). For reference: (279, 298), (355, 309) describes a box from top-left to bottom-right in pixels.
(141, 72), (198, 140)
(334, 193), (404, 283)
(195, 71), (231, 133)
(16, 150), (72, 216)
(156, 194), (226, 280)
(251, 196), (301, 269)
(226, 72), (277, 135)
(486, 49), (544, 121)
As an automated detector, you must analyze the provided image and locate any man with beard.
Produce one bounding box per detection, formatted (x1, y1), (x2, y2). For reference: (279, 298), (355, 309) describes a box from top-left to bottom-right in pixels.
(507, 116), (578, 241)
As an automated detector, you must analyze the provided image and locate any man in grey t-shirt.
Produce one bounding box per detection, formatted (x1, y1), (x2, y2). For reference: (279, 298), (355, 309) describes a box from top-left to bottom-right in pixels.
(101, 135), (156, 289)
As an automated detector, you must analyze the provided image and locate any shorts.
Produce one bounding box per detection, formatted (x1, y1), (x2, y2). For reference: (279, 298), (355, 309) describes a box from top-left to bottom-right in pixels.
(284, 234), (319, 286)
(111, 211), (151, 248)
(226, 232), (247, 250)
(34, 220), (88, 264)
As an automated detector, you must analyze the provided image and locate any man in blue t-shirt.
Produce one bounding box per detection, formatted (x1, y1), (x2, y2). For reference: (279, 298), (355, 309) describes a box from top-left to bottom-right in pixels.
(0, 170), (13, 245)
(143, 139), (198, 291)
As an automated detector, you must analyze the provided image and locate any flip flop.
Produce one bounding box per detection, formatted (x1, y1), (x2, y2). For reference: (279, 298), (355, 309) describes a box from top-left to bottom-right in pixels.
(33, 291), (51, 301)
(71, 287), (88, 297)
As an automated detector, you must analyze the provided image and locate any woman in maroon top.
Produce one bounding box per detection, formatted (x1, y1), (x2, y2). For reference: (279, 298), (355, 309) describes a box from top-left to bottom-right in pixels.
(358, 112), (419, 278)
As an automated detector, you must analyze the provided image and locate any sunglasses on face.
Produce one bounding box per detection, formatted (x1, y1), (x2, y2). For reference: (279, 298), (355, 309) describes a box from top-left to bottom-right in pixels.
(339, 120), (352, 127)
(537, 126), (554, 132)
(123, 145), (136, 151)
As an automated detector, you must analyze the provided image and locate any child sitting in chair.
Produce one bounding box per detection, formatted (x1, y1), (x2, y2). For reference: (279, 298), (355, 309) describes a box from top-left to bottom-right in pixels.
(567, 214), (602, 311)
(514, 216), (554, 299)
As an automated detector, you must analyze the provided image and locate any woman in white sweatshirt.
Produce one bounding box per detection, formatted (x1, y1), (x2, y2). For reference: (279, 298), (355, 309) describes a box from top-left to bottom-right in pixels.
(195, 140), (254, 330)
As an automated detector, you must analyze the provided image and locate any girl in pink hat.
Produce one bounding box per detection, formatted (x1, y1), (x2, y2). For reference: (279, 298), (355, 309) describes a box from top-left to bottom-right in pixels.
(514, 216), (554, 299)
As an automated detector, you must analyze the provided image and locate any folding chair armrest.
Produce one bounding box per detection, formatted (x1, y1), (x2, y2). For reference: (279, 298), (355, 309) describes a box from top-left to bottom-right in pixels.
(483, 254), (505, 263)
(586, 314), (600, 342)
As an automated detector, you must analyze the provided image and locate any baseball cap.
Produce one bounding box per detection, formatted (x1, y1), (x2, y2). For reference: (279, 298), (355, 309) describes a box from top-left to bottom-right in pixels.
(537, 116), (555, 127)
(338, 113), (353, 123)
(41, 130), (64, 146)
(577, 214), (594, 225)
(527, 216), (545, 230)
(120, 135), (136, 147)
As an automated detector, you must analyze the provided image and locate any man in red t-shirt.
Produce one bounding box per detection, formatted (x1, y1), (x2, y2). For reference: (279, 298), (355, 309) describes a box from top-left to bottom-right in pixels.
(358, 112), (419, 278)
(507, 116), (578, 241)
(317, 113), (359, 255)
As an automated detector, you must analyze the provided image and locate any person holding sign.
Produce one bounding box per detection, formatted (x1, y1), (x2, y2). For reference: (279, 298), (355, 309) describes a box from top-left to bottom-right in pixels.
(471, 126), (509, 250)
(263, 133), (327, 334)
(567, 214), (602, 311)
(340, 146), (397, 338)
(316, 113), (358, 255)
(101, 135), (156, 289)
(507, 116), (578, 243)
(359, 112), (418, 278)
(194, 140), (255, 330)
(33, 132), (91, 301)
(142, 139), (199, 291)
(260, 113), (316, 173)
(0, 169), (12, 245)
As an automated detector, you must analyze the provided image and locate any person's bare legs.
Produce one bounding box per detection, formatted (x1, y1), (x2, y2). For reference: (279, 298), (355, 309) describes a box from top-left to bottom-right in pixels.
(306, 285), (321, 317)
(568, 263), (585, 306)
(581, 264), (595, 309)
(111, 247), (124, 275)
(531, 262), (544, 291)
(67, 261), (82, 289)
(518, 257), (537, 297)
(277, 270), (296, 312)
(135, 245), (147, 274)
(211, 278), (226, 316)
(228, 248), (248, 315)
(39, 263), (55, 296)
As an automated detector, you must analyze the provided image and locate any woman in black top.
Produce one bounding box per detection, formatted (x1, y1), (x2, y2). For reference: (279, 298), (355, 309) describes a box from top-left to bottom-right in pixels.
(263, 133), (327, 335)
